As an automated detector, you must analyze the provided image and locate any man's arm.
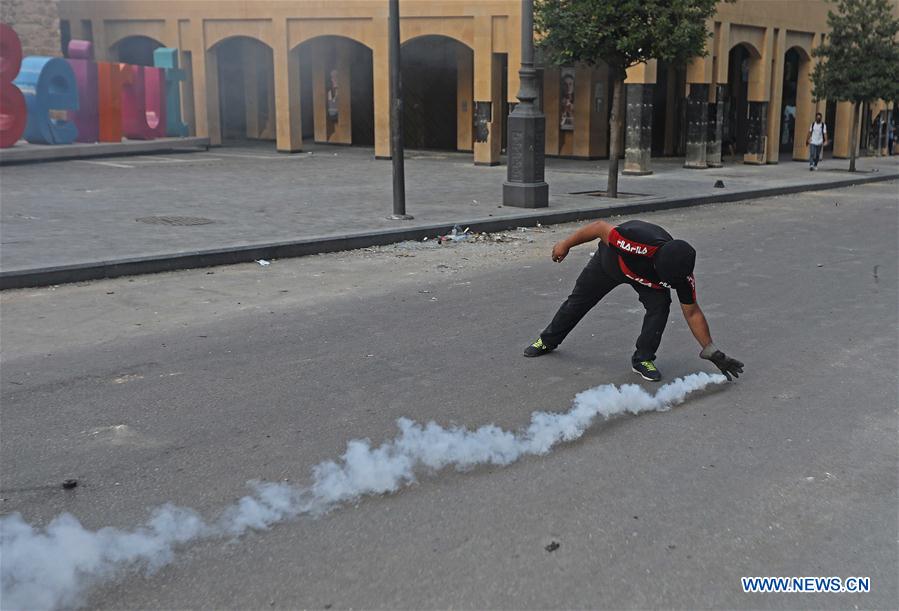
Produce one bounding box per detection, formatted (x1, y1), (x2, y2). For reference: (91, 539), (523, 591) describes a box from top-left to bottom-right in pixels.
(551, 220), (614, 262)
(681, 302), (744, 380)
(681, 302), (713, 348)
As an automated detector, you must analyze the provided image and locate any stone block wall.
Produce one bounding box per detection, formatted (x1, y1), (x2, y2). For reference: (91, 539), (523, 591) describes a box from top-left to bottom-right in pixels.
(1, 0), (61, 57)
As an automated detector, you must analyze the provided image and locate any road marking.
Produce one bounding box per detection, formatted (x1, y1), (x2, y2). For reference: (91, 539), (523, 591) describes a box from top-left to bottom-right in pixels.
(74, 160), (135, 168)
(209, 152), (310, 160)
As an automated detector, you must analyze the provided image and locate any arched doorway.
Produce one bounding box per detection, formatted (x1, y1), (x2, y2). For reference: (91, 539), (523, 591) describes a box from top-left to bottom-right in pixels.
(114, 35), (162, 66)
(724, 43), (757, 156)
(295, 36), (374, 146)
(211, 37), (275, 143)
(652, 60), (686, 157)
(401, 35), (473, 151)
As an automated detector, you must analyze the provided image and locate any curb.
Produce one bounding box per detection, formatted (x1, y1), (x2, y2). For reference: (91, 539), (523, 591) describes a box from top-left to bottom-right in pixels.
(0, 137), (210, 166)
(1, 171), (896, 290)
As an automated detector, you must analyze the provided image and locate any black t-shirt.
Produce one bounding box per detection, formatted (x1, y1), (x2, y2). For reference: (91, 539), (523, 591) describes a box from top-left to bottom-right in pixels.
(600, 220), (697, 304)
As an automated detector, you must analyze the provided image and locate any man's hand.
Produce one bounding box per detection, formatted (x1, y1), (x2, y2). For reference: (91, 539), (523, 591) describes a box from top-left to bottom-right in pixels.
(700, 344), (744, 381)
(551, 241), (570, 262)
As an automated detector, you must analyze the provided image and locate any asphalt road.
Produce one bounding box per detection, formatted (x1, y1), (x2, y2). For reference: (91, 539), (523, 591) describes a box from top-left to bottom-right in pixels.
(1, 181), (897, 609)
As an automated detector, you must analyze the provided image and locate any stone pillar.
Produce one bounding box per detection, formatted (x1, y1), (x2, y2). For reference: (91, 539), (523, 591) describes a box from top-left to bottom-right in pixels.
(456, 46), (473, 151)
(203, 47), (222, 145)
(792, 58), (814, 161)
(243, 48), (261, 139)
(684, 83), (708, 168)
(706, 85), (724, 167)
(473, 16), (501, 166)
(273, 20), (302, 153)
(372, 16), (390, 158)
(833, 100), (855, 158)
(744, 101), (769, 164)
(623, 83), (653, 175)
(765, 29), (786, 164)
(330, 42), (353, 144)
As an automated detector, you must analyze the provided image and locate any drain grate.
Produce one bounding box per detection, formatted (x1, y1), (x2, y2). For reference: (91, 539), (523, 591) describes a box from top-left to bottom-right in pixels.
(136, 216), (215, 226)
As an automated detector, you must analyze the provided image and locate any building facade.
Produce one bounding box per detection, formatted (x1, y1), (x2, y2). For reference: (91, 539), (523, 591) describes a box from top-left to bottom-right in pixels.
(35, 0), (899, 167)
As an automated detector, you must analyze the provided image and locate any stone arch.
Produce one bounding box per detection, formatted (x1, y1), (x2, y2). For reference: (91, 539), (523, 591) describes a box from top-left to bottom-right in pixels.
(208, 35), (276, 144)
(294, 35), (374, 145)
(781, 45), (814, 157)
(111, 35), (164, 66)
(400, 19), (475, 50)
(400, 35), (474, 151)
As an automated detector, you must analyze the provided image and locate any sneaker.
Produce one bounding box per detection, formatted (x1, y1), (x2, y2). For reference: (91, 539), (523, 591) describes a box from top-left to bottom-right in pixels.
(523, 338), (555, 357)
(809, 166), (814, 171)
(632, 360), (662, 382)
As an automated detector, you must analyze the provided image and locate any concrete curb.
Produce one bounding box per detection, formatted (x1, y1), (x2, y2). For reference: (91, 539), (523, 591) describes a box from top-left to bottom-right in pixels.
(1, 171), (896, 290)
(0, 137), (210, 165)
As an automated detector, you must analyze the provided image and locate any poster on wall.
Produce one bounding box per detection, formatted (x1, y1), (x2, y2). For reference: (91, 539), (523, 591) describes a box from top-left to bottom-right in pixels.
(560, 67), (575, 131)
(327, 68), (339, 120)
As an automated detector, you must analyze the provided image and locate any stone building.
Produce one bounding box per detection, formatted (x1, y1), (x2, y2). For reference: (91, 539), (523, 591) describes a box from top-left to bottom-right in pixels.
(12, 0), (896, 166)
(1, 0), (61, 57)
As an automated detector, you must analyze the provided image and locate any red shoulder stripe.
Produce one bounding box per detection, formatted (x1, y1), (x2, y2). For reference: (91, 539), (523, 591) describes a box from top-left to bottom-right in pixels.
(608, 227), (659, 257)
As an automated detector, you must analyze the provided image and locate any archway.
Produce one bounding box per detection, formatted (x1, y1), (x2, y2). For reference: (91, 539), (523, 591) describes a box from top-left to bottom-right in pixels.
(114, 35), (162, 66)
(211, 36), (275, 143)
(652, 60), (686, 157)
(295, 36), (374, 146)
(724, 43), (759, 156)
(401, 35), (473, 151)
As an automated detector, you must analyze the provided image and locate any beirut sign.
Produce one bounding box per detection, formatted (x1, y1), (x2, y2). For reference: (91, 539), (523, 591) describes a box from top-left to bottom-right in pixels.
(1, 23), (189, 148)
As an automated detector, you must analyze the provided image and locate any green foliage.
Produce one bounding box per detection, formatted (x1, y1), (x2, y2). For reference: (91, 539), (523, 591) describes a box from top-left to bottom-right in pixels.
(811, 0), (899, 103)
(535, 0), (722, 76)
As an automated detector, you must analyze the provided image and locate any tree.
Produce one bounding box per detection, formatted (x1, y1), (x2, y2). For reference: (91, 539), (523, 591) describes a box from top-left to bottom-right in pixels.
(535, 0), (722, 197)
(811, 0), (899, 171)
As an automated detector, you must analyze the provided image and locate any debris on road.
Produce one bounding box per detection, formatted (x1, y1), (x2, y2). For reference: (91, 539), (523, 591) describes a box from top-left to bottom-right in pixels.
(61, 479), (78, 490)
(256, 259), (271, 266)
(545, 541), (560, 552)
(714, 180), (725, 188)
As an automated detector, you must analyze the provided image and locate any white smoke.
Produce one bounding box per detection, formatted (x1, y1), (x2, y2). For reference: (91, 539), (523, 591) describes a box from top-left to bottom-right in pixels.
(0, 372), (725, 610)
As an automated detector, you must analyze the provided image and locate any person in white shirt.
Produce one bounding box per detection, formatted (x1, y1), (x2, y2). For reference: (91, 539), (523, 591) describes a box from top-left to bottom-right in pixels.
(806, 113), (828, 170)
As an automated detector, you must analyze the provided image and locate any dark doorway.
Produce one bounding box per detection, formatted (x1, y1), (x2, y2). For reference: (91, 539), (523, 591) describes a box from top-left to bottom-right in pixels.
(725, 44), (752, 155)
(401, 36), (470, 150)
(115, 36), (162, 66)
(780, 48), (801, 154)
(214, 37), (275, 143)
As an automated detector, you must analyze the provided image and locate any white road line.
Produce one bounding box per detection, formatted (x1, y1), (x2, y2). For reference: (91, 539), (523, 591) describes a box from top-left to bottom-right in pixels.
(74, 160), (135, 168)
(209, 152), (294, 160)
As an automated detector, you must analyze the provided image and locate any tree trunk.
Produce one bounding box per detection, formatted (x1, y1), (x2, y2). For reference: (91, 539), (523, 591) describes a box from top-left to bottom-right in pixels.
(607, 76), (624, 197)
(849, 101), (860, 172)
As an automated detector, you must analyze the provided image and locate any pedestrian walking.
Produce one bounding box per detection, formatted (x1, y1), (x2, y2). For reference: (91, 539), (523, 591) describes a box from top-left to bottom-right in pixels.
(524, 219), (744, 382)
(806, 112), (828, 170)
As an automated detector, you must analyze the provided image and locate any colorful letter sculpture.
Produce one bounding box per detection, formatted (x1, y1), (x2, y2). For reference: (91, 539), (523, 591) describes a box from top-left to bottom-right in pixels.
(14, 56), (79, 144)
(154, 48), (188, 137)
(0, 22), (27, 147)
(1, 23), (192, 148)
(121, 65), (166, 139)
(67, 40), (98, 142)
(97, 61), (128, 142)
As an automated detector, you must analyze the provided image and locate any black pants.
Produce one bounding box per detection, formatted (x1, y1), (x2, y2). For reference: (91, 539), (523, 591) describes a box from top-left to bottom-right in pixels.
(539, 247), (671, 364)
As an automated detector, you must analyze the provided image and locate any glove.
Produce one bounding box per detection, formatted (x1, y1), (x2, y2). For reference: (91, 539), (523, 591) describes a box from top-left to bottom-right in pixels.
(700, 343), (744, 381)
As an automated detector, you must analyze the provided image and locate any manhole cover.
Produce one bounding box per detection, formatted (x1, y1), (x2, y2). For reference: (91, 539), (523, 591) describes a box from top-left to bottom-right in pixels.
(136, 216), (215, 226)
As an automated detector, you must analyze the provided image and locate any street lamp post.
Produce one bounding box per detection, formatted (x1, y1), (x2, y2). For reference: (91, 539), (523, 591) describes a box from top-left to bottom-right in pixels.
(503, 0), (548, 208)
(388, 0), (412, 220)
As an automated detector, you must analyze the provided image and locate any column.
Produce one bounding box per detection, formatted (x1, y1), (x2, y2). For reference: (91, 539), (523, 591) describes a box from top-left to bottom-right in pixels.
(312, 40), (328, 143)
(244, 48), (261, 139)
(456, 46), (473, 151)
(473, 16), (501, 166)
(792, 57), (814, 161)
(765, 29), (786, 163)
(203, 47), (221, 145)
(273, 19), (302, 152)
(684, 83), (709, 168)
(372, 16), (390, 158)
(623, 84), (653, 174)
(331, 42), (353, 144)
(542, 66), (560, 156)
(706, 85), (725, 167)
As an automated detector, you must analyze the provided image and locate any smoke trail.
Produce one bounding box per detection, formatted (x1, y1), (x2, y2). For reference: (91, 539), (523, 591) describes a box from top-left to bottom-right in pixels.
(0, 372), (725, 610)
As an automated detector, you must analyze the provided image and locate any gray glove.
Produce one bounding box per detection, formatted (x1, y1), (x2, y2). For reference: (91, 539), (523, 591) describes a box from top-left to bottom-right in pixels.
(700, 343), (744, 381)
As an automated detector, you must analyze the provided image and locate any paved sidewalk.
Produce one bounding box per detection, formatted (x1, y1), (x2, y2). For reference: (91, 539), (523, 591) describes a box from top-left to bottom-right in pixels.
(1, 141), (896, 287)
